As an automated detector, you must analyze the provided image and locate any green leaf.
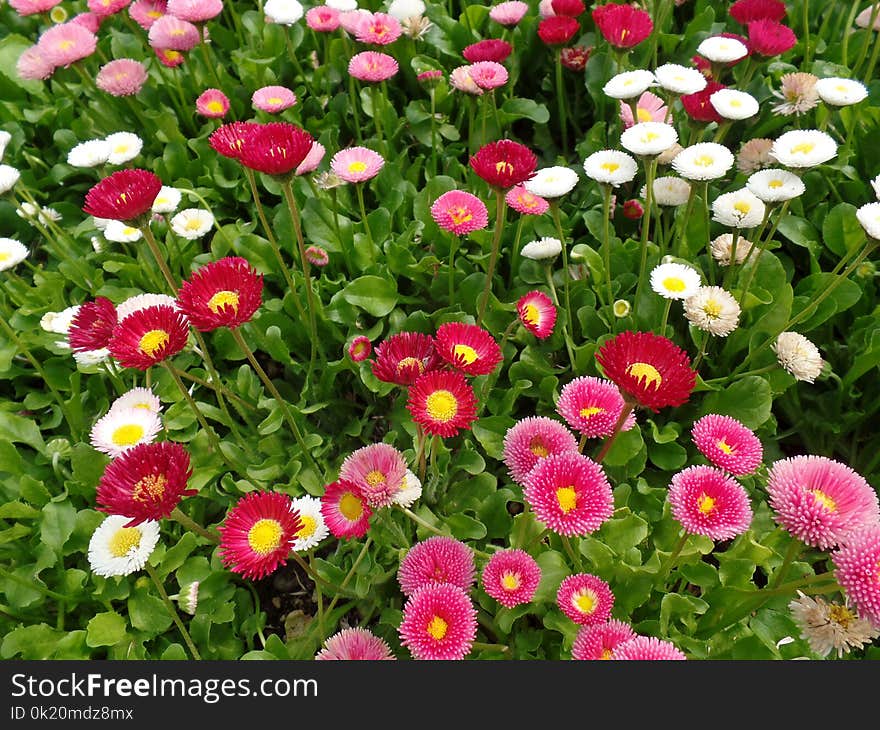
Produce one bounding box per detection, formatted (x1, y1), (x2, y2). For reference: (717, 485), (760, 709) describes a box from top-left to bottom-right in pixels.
(1, 624), (64, 660)
(446, 513), (487, 540)
(593, 514), (649, 556)
(534, 550), (569, 603)
(0, 500), (40, 519)
(500, 98), (550, 124)
(821, 202), (863, 256)
(0, 410), (45, 454)
(128, 590), (174, 634)
(471, 416), (515, 461)
(40, 501), (77, 555)
(699, 376), (772, 429)
(340, 275), (399, 317)
(86, 611), (128, 648)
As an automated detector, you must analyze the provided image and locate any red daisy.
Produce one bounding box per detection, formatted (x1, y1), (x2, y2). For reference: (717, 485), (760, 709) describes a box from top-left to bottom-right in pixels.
(82, 168), (163, 222)
(370, 331), (442, 386)
(348, 335), (372, 362)
(434, 321), (503, 376)
(681, 81), (727, 124)
(96, 441), (195, 526)
(730, 0), (786, 24)
(560, 45), (592, 71)
(208, 121), (260, 160)
(68, 297), (117, 352)
(556, 573), (614, 626)
(517, 290), (557, 339)
(320, 479), (372, 539)
(747, 19), (797, 56)
(218, 491), (302, 580)
(462, 39), (513, 63)
(537, 16), (580, 46)
(108, 304), (190, 371)
(552, 0), (584, 16)
(595, 330), (696, 412)
(238, 122), (315, 176)
(176, 256), (263, 332)
(407, 369), (478, 438)
(469, 139), (538, 190)
(592, 3), (653, 49)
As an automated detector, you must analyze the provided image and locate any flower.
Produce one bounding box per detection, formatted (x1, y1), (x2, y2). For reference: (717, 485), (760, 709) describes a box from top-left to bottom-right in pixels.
(391, 470), (423, 508)
(469, 139), (537, 190)
(348, 335), (372, 362)
(502, 416), (580, 484)
(611, 636), (687, 660)
(696, 35), (748, 63)
(398, 536), (476, 597)
(103, 221), (142, 243)
(582, 150), (638, 186)
(770, 129), (837, 168)
(116, 293), (177, 321)
(730, 0), (786, 24)
(265, 0), (303, 25)
(681, 81), (726, 124)
(169, 208), (214, 240)
(603, 69), (656, 100)
(647, 176), (691, 207)
(338, 7), (370, 34)
(96, 441), (194, 525)
(108, 304), (190, 370)
(165, 0), (222, 22)
(176, 256), (262, 332)
(339, 442), (407, 508)
(691, 414), (762, 475)
(671, 142), (735, 181)
(592, 3), (653, 48)
(523, 166), (579, 199)
(321, 479), (372, 539)
(16, 46), (54, 81)
(556, 376), (635, 439)
(83, 168), (162, 222)
(0, 238), (29, 272)
(330, 146), (385, 183)
(467, 61), (509, 90)
(239, 122), (315, 176)
(621, 122), (678, 159)
(37, 22), (97, 68)
(649, 262), (701, 300)
(560, 45), (592, 71)
(748, 19), (797, 56)
(815, 77), (869, 107)
(462, 39), (512, 63)
(0, 164), (21, 193)
(654, 63), (707, 95)
(710, 233), (754, 265)
(348, 51), (399, 82)
(506, 186), (549, 215)
(129, 0), (166, 30)
(315, 627), (396, 660)
(252, 85), (297, 113)
(147, 15), (201, 51)
(551, 0), (584, 16)
(596, 331), (696, 411)
(434, 321), (502, 376)
(489, 1), (528, 26)
(407, 369), (478, 438)
(537, 16), (580, 45)
(831, 525), (880, 629)
(430, 191), (489, 236)
(517, 290), (557, 339)
(523, 452), (613, 536)
(9, 0), (63, 15)
(668, 465), (753, 540)
(296, 142), (325, 176)
(178, 582), (199, 614)
(370, 331), (441, 386)
(572, 619), (635, 660)
(305, 5), (340, 31)
(289, 495), (329, 552)
(772, 72), (820, 116)
(449, 66), (483, 95)
(773, 331), (824, 382)
(68, 297), (117, 352)
(619, 91), (667, 129)
(857, 5), (880, 29)
(788, 591), (880, 657)
(746, 169), (805, 203)
(857, 202), (880, 240)
(387, 0), (425, 21)
(684, 285), (741, 337)
(417, 69), (443, 84)
(88, 515), (160, 577)
(305, 245), (329, 267)
(399, 583), (477, 660)
(95, 58), (147, 96)
(152, 186), (182, 214)
(104, 131), (143, 165)
(481, 549), (541, 609)
(710, 88), (759, 120)
(712, 189), (766, 228)
(218, 491), (301, 580)
(767, 455), (880, 550)
(355, 12), (402, 45)
(557, 573), (614, 625)
(109, 386), (161, 416)
(88, 0), (132, 17)
(208, 121), (259, 160)
(624, 199), (646, 219)
(521, 236), (562, 259)
(90, 406), (162, 459)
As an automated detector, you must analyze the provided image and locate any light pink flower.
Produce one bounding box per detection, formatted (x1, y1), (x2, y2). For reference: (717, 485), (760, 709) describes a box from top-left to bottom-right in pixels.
(306, 5), (341, 31)
(467, 61), (509, 90)
(348, 50), (399, 82)
(339, 9), (371, 35)
(620, 90), (668, 129)
(339, 442), (407, 508)
(96, 58), (148, 97)
(195, 88), (230, 118)
(330, 146), (385, 183)
(87, 0), (131, 18)
(252, 85), (297, 113)
(16, 46), (54, 81)
(37, 23), (98, 68)
(355, 11), (402, 45)
(449, 65), (483, 95)
(490, 0), (529, 26)
(506, 185), (549, 215)
(165, 0), (222, 22)
(430, 190), (489, 236)
(129, 0), (166, 30)
(70, 11), (104, 32)
(148, 14), (201, 51)
(691, 413), (763, 475)
(9, 0), (62, 16)
(502, 416), (579, 485)
(296, 142), (326, 175)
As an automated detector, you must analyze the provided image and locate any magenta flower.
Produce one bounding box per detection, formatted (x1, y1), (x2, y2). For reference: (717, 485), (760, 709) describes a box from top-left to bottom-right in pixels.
(611, 636), (687, 660)
(691, 414), (763, 476)
(315, 627), (396, 660)
(348, 50), (399, 82)
(430, 190), (489, 236)
(831, 525), (880, 629)
(330, 146), (385, 183)
(481, 549), (541, 609)
(196, 88), (230, 118)
(348, 335), (372, 362)
(252, 85), (297, 113)
(502, 416), (579, 484)
(556, 573), (614, 626)
(306, 5), (341, 32)
(95, 58), (148, 97)
(668, 465), (753, 541)
(339, 442), (407, 508)
(517, 290), (557, 339)
(572, 619), (635, 660)
(556, 376), (635, 439)
(398, 536), (476, 597)
(398, 584), (477, 660)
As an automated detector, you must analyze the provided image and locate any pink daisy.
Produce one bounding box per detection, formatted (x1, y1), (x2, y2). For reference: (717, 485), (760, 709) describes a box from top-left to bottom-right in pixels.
(556, 376), (635, 439)
(611, 636), (687, 660)
(87, 0), (130, 18)
(355, 11), (402, 45)
(129, 0), (166, 30)
(10, 0), (62, 17)
(305, 245), (329, 267)
(502, 416), (579, 485)
(523, 452), (614, 536)
(398, 584), (478, 660)
(619, 91), (668, 129)
(505, 185), (550, 215)
(165, 0), (222, 23)
(370, 331), (441, 386)
(572, 619), (635, 660)
(766, 455), (880, 550)
(517, 290), (557, 339)
(306, 5), (341, 32)
(296, 142), (326, 175)
(348, 50), (399, 82)
(315, 627), (396, 660)
(339, 442), (407, 508)
(691, 414), (763, 476)
(16, 46), (54, 81)
(434, 321), (502, 376)
(831, 525), (880, 629)
(196, 88), (230, 118)
(348, 335), (372, 362)
(398, 536), (476, 597)
(668, 465), (754, 541)
(489, 0), (529, 26)
(252, 85), (297, 113)
(95, 58), (147, 97)
(339, 8), (371, 35)
(70, 12), (104, 33)
(320, 479), (373, 539)
(147, 15), (201, 51)
(467, 61), (509, 90)
(449, 65), (483, 95)
(430, 190), (489, 236)
(330, 146), (385, 183)
(556, 573), (614, 626)
(481, 549), (541, 608)
(37, 22), (98, 68)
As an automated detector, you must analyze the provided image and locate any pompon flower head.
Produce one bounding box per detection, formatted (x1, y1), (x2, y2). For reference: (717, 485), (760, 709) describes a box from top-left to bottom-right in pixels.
(647, 176), (691, 207)
(304, 245), (329, 267)
(856, 5), (880, 30)
(481, 549), (541, 609)
(176, 256), (263, 332)
(348, 51), (399, 82)
(621, 122), (678, 158)
(348, 335), (372, 362)
(788, 590), (880, 657)
(90, 406), (162, 458)
(152, 186), (182, 215)
(218, 491), (301, 580)
(407, 369), (478, 438)
(129, 0), (166, 30)
(773, 331), (824, 382)
(339, 442), (407, 508)
(16, 45), (54, 82)
(654, 63), (707, 95)
(696, 35), (749, 63)
(165, 0), (222, 22)
(108, 304), (190, 370)
(338, 7), (370, 34)
(392, 469), (422, 509)
(87, 0), (130, 18)
(398, 536), (475, 597)
(603, 70), (656, 101)
(208, 121), (259, 160)
(252, 85), (297, 113)
(387, 0), (425, 22)
(748, 19), (797, 57)
(557, 573), (614, 626)
(572, 619), (635, 660)
(730, 0), (786, 24)
(619, 91), (667, 129)
(370, 331), (440, 386)
(289, 495), (329, 552)
(0, 165), (21, 194)
(520, 236), (562, 260)
(831, 525), (880, 629)
(583, 150), (638, 187)
(68, 296), (117, 352)
(692, 414), (762, 475)
(170, 208), (214, 240)
(681, 82), (726, 124)
(668, 465), (753, 540)
(611, 636), (687, 660)
(430, 190), (489, 236)
(770, 129), (837, 169)
(147, 15), (201, 51)
(551, 0), (584, 16)
(856, 202), (880, 240)
(767, 455), (880, 550)
(671, 142), (735, 181)
(305, 5), (340, 31)
(109, 386), (162, 415)
(684, 286), (741, 337)
(196, 88), (229, 118)
(37, 22), (98, 68)
(315, 627), (396, 660)
(523, 452), (614, 536)
(502, 416), (579, 484)
(596, 331), (696, 411)
(355, 11), (402, 45)
(710, 233), (754, 265)
(265, 0), (304, 25)
(469, 139), (537, 190)
(239, 122), (315, 177)
(592, 2), (653, 48)
(712, 189), (766, 229)
(815, 77), (869, 107)
(96, 58), (147, 97)
(468, 61), (509, 90)
(506, 186), (550, 215)
(96, 441), (195, 525)
(537, 16), (580, 46)
(83, 168), (162, 222)
(331, 146), (385, 183)
(9, 0), (63, 16)
(88, 515), (160, 577)
(434, 321), (502, 376)
(0, 238), (29, 272)
(517, 290), (557, 339)
(772, 72), (820, 116)
(103, 220), (143, 243)
(399, 584), (477, 660)
(449, 65), (483, 95)
(321, 479), (372, 539)
(68, 138), (112, 169)
(490, 0), (528, 26)
(746, 169), (805, 203)
(523, 166), (579, 199)
(710, 88), (759, 120)
(116, 293), (177, 321)
(463, 39), (513, 64)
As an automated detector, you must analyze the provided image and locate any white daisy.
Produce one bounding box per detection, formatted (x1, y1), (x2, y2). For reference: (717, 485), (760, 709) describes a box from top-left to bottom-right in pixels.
(90, 406), (163, 458)
(290, 496), (330, 551)
(671, 142), (735, 181)
(653, 63), (707, 95)
(709, 89), (760, 120)
(746, 169), (805, 203)
(104, 132), (143, 165)
(773, 331), (824, 382)
(103, 220), (143, 243)
(109, 387), (162, 416)
(387, 0), (425, 21)
(710, 233), (754, 266)
(73, 348), (111, 367)
(521, 236), (563, 260)
(116, 293), (178, 321)
(38, 206), (62, 224)
(40, 304), (81, 335)
(770, 129), (837, 168)
(0, 164), (21, 194)
(325, 0), (355, 9)
(712, 189), (766, 228)
(92, 216), (112, 231)
(856, 201), (880, 240)
(602, 69), (657, 100)
(643, 176), (692, 206)
(697, 36), (749, 63)
(15, 201), (39, 221)
(0, 237), (29, 271)
(66, 139), (111, 168)
(523, 166), (579, 198)
(391, 469), (422, 508)
(264, 0), (304, 23)
(88, 515), (160, 578)
(151, 186), (182, 214)
(650, 262), (702, 300)
(177, 582), (200, 615)
(583, 150), (638, 186)
(170, 208), (214, 240)
(871, 173), (880, 200)
(620, 122), (679, 157)
(684, 285), (741, 336)
(815, 77), (869, 107)
(0, 130), (11, 161)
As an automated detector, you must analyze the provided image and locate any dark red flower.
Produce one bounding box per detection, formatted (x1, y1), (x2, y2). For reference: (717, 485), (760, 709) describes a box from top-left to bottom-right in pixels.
(560, 45), (592, 71)
(96, 441), (195, 526)
(209, 121), (260, 160)
(434, 321), (503, 376)
(537, 15), (580, 46)
(747, 19), (797, 57)
(237, 122), (314, 176)
(176, 256), (263, 332)
(551, 0), (585, 17)
(462, 38), (512, 63)
(622, 199), (644, 220)
(730, 0), (786, 24)
(681, 81), (726, 123)
(407, 369), (478, 438)
(82, 169), (162, 222)
(592, 3), (653, 49)
(68, 297), (117, 352)
(108, 304), (190, 370)
(469, 139), (537, 190)
(370, 331), (442, 386)
(691, 54), (713, 79)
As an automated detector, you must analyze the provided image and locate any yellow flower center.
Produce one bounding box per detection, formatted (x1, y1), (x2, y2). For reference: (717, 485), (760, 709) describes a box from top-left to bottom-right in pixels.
(0, 253), (9, 262)
(644, 131), (659, 142)
(109, 527), (142, 558)
(529, 436), (549, 458)
(267, 97), (283, 105)
(600, 161), (620, 172)
(810, 489), (837, 513)
(114, 144), (129, 155)
(165, 50), (182, 62)
(694, 154), (715, 167)
(396, 356), (424, 375)
(702, 299), (722, 318)
(207, 290), (239, 314)
(556, 486), (577, 514)
(426, 615), (448, 640)
(829, 604), (858, 628)
(58, 40), (74, 51)
(734, 201), (751, 215)
(122, 226), (139, 236)
(425, 390), (458, 423)
(768, 178), (784, 188)
(574, 590), (597, 615)
(147, 10), (162, 18)
(139, 329), (170, 357)
(791, 142), (815, 155)
(247, 518), (283, 555)
(500, 572), (521, 591)
(626, 362), (662, 389)
(134, 402), (153, 410)
(579, 405), (604, 417)
(206, 100), (224, 114)
(453, 344), (479, 364)
(348, 160), (368, 173)
(716, 439), (734, 455)
(730, 98), (742, 108)
(111, 423), (145, 447)
(295, 515), (317, 539)
(662, 276), (686, 292)
(835, 84), (848, 93)
(601, 648), (613, 660)
(339, 492), (364, 521)
(636, 108), (653, 122)
(132, 474), (167, 503)
(494, 160), (513, 175)
(449, 207), (473, 226)
(365, 469), (386, 487)
(522, 303), (540, 325)
(697, 493), (716, 514)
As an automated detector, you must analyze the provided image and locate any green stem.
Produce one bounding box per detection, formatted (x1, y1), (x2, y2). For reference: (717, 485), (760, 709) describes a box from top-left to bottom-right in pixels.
(507, 215), (526, 287)
(802, 0), (812, 66)
(633, 157), (658, 316)
(429, 88), (438, 178)
(555, 50), (568, 152)
(676, 183), (698, 258)
(770, 540), (801, 589)
(658, 298), (672, 337)
(175, 188), (233, 248)
(655, 531), (689, 588)
(348, 74), (363, 144)
(448, 233), (459, 307)
(355, 183), (376, 263)
(601, 184), (614, 311)
(561, 535), (582, 571)
(145, 562), (201, 660)
(544, 263), (577, 368)
(594, 401), (635, 463)
(476, 188), (506, 327)
(853, 2), (880, 76)
(862, 23), (880, 83)
(139, 224), (178, 294)
(170, 506), (219, 543)
(324, 536), (373, 618)
(691, 333), (710, 371)
(723, 228), (740, 291)
(550, 201), (574, 340)
(173, 365), (256, 412)
(281, 179), (320, 359)
(369, 83), (387, 157)
(738, 200), (788, 308)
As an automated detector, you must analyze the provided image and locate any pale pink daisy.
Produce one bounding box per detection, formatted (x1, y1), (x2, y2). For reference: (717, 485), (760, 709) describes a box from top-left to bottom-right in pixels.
(339, 442), (407, 508)
(481, 549), (541, 609)
(505, 185), (549, 215)
(691, 413), (762, 475)
(355, 11), (402, 45)
(430, 190), (489, 236)
(165, 0), (223, 23)
(339, 9), (371, 35)
(87, 0), (131, 18)
(449, 65), (484, 95)
(195, 88), (230, 118)
(252, 85), (297, 113)
(37, 22), (98, 68)
(572, 619), (635, 660)
(306, 5), (341, 31)
(398, 536), (476, 597)
(70, 12), (104, 33)
(490, 0), (529, 26)
(502, 416), (579, 484)
(611, 636), (687, 660)
(315, 627), (396, 660)
(398, 584), (478, 660)
(557, 573), (614, 626)
(468, 61), (509, 90)
(330, 146), (385, 183)
(556, 376), (635, 439)
(304, 245), (329, 266)
(147, 15), (201, 51)
(619, 91), (668, 129)
(9, 0), (62, 16)
(296, 142), (326, 175)
(16, 46), (54, 81)
(129, 0), (166, 30)
(95, 58), (148, 97)
(668, 465), (753, 541)
(831, 525), (880, 629)
(348, 51), (399, 82)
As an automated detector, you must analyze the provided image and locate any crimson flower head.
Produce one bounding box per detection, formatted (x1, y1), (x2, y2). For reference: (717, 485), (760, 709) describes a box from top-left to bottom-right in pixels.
(209, 121), (260, 160)
(462, 39), (512, 63)
(434, 321), (503, 376)
(176, 256), (263, 332)
(747, 19), (797, 57)
(537, 15), (580, 46)
(517, 290), (556, 339)
(469, 139), (537, 190)
(370, 331), (441, 386)
(560, 45), (592, 71)
(551, 0), (585, 17)
(238, 122), (315, 177)
(730, 0), (786, 24)
(68, 297), (117, 352)
(592, 3), (653, 49)
(82, 168), (162, 223)
(407, 369), (478, 438)
(108, 304), (190, 370)
(682, 81), (726, 123)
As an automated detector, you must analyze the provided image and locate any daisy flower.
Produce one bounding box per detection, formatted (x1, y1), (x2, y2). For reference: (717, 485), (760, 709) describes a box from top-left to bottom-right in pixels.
(208, 121), (260, 160)
(195, 88), (229, 118)
(116, 293), (177, 321)
(619, 91), (667, 129)
(88, 515), (160, 577)
(517, 290), (557, 339)
(468, 61), (508, 90)
(671, 142), (735, 181)
(831, 525), (880, 629)
(603, 70), (657, 100)
(649, 262), (701, 300)
(489, 0), (528, 26)
(696, 35), (749, 63)
(37, 22), (97, 68)
(557, 573), (614, 626)
(330, 146), (385, 183)
(772, 72), (820, 116)
(730, 0), (787, 24)
(684, 286), (741, 337)
(305, 5), (340, 31)
(147, 15), (200, 50)
(315, 627), (396, 660)
(856, 202), (880, 240)
(555, 376), (635, 439)
(710, 88), (760, 120)
(789, 590), (880, 657)
(406, 369), (478, 438)
(355, 11), (401, 44)
(502, 416), (579, 484)
(108, 304), (190, 371)
(289, 495), (329, 552)
(103, 220), (143, 243)
(691, 414), (762, 475)
(67, 139), (111, 168)
(611, 636), (687, 660)
(572, 619), (635, 660)
(348, 51), (399, 83)
(129, 0), (166, 30)
(68, 297), (117, 353)
(434, 321), (502, 376)
(398, 536), (476, 597)
(348, 336), (372, 362)
(398, 584), (478, 660)
(537, 16), (579, 46)
(239, 122), (315, 177)
(469, 139), (538, 190)
(0, 165), (21, 193)
(748, 18), (797, 57)
(620, 122), (678, 159)
(304, 245), (330, 267)
(647, 176), (691, 207)
(90, 406), (162, 458)
(109, 386), (161, 416)
(746, 169), (805, 203)
(339, 442), (408, 509)
(481, 549), (541, 609)
(712, 189), (766, 228)
(523, 166), (579, 198)
(391, 469), (422, 509)
(770, 129), (837, 168)
(668, 465), (753, 540)
(265, 0), (304, 24)
(175, 256), (262, 332)
(710, 233), (754, 266)
(370, 331), (440, 386)
(320, 479), (373, 539)
(83, 168), (162, 222)
(0, 238), (29, 272)
(506, 185), (550, 215)
(653, 63), (707, 95)
(520, 236), (562, 260)
(462, 39), (512, 63)
(166, 0), (221, 22)
(96, 59), (147, 97)
(104, 132), (143, 165)
(583, 150), (638, 186)
(430, 191), (489, 236)
(169, 208), (214, 240)
(592, 2), (653, 48)
(773, 331), (824, 382)
(250, 85), (298, 114)
(449, 65), (483, 95)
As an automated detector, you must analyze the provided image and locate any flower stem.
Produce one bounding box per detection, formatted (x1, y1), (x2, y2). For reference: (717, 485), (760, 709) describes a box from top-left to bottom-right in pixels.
(550, 201), (574, 339)
(633, 157), (658, 317)
(555, 50), (568, 152)
(476, 188), (506, 327)
(654, 531), (689, 588)
(324, 536), (373, 618)
(658, 298), (672, 337)
(170, 506), (219, 543)
(144, 562), (201, 660)
(507, 215), (525, 288)
(601, 184), (614, 312)
(594, 401), (635, 463)
(737, 200), (787, 308)
(429, 88), (438, 178)
(448, 233), (459, 306)
(369, 83), (387, 157)
(139, 224), (178, 294)
(355, 183), (376, 264)
(770, 540), (801, 589)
